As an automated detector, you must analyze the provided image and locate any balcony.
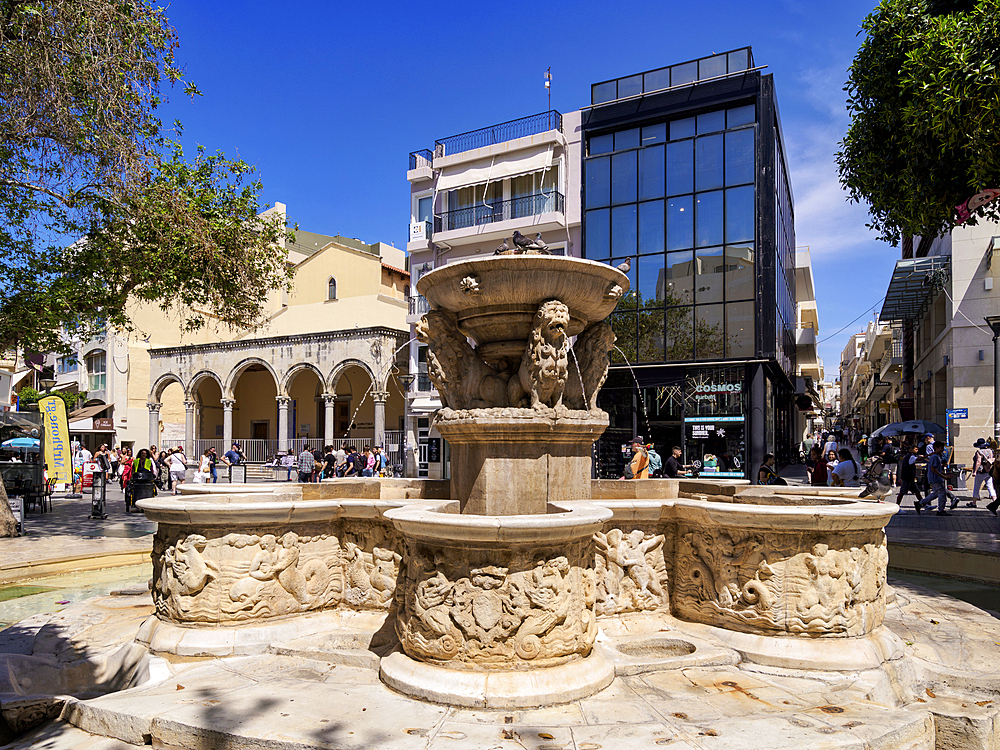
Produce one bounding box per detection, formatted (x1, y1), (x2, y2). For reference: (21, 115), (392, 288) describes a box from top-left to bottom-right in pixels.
(434, 192), (565, 235)
(407, 149), (434, 182)
(408, 295), (431, 317)
(434, 111), (563, 159)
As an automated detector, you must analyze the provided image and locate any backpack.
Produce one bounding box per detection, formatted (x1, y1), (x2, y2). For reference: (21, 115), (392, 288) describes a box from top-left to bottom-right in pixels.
(647, 449), (662, 474)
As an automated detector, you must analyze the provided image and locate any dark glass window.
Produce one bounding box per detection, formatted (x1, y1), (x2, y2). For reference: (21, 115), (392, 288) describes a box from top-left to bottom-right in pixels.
(727, 104), (755, 128)
(695, 190), (723, 247)
(696, 304), (725, 359)
(664, 306), (694, 360)
(670, 117), (695, 140)
(637, 253), (664, 308)
(644, 67), (670, 93)
(611, 204), (637, 256)
(695, 245), (724, 303)
(639, 145), (664, 200)
(696, 111), (725, 134)
(699, 54), (727, 80)
(592, 80), (617, 105)
(725, 129), (754, 185)
(610, 312), (636, 364)
(727, 301), (755, 357)
(695, 134), (723, 191)
(725, 244), (754, 301)
(667, 196), (693, 250)
(586, 156), (610, 208)
(618, 75), (642, 99)
(638, 200), (665, 255)
(612, 151), (637, 204)
(614, 128), (640, 151)
(666, 140), (693, 196)
(589, 133), (614, 156)
(725, 185), (755, 243)
(672, 61), (697, 86)
(641, 123), (666, 146)
(665, 250), (694, 305)
(611, 253), (637, 294)
(728, 49), (749, 73)
(637, 310), (665, 362)
(585, 208), (610, 260)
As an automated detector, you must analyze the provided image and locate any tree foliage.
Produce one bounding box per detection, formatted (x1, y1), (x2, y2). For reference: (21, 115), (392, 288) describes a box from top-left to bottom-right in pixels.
(838, 0), (1000, 243)
(0, 0), (294, 354)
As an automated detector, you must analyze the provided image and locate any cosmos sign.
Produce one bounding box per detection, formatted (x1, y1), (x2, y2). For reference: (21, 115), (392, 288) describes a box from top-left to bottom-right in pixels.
(692, 382), (742, 395)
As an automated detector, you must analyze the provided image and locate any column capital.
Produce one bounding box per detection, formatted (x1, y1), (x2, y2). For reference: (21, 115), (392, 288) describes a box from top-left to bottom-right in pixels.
(322, 393), (337, 405)
(221, 398), (236, 409)
(183, 400), (196, 411)
(276, 396), (292, 406)
(146, 402), (161, 413)
(372, 390), (390, 403)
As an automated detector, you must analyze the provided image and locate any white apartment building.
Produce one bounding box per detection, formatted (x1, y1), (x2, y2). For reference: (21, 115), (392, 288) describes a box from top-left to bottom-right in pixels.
(404, 110), (583, 478)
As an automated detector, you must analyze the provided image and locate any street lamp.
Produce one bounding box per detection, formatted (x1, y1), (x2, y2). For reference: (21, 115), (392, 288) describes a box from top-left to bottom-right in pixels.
(986, 315), (1000, 443)
(396, 373), (415, 477)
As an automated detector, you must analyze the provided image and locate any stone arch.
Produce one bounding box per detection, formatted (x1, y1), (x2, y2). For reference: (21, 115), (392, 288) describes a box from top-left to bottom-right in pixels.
(226, 357), (281, 398)
(150, 372), (186, 403)
(281, 362), (327, 395)
(188, 369), (225, 397)
(328, 359), (377, 393)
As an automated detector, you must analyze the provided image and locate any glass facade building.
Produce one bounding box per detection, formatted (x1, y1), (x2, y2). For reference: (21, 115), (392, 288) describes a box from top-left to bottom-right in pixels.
(583, 49), (797, 479)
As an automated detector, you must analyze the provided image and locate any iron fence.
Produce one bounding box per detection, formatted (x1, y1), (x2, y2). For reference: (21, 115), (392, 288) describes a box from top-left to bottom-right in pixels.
(434, 192), (564, 233)
(409, 149), (433, 170)
(434, 111), (562, 158)
(408, 294), (431, 316)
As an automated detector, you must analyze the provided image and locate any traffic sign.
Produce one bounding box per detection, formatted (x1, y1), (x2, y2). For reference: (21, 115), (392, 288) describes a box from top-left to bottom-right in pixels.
(946, 408), (968, 419)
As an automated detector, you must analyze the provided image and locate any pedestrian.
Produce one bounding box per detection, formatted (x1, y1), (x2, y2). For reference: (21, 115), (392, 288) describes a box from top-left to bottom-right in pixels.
(207, 446), (223, 483)
(373, 446), (387, 477)
(662, 446), (685, 478)
(624, 437), (649, 479)
(167, 446), (187, 495)
(321, 445), (337, 479)
(108, 447), (120, 482)
(297, 443), (314, 483)
(916, 442), (950, 515)
(970, 438), (996, 511)
(194, 448), (212, 484)
(224, 443), (244, 467)
(896, 444), (924, 508)
(343, 445), (360, 477)
(645, 444), (662, 477)
(822, 433), (839, 457)
(156, 449), (170, 491)
(130, 448), (156, 511)
(830, 448), (861, 487)
(757, 453), (778, 485)
(334, 443), (348, 477)
(809, 447), (829, 487)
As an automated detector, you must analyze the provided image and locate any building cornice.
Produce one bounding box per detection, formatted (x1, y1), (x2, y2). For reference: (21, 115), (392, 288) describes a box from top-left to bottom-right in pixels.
(150, 326), (408, 358)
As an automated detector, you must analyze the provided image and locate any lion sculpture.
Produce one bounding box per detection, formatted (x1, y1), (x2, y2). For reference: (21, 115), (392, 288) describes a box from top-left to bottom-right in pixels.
(507, 300), (571, 410)
(563, 321), (616, 411)
(415, 310), (508, 409)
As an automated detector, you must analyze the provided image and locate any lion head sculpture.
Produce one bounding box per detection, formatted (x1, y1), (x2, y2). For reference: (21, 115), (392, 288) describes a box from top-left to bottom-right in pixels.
(508, 299), (571, 410)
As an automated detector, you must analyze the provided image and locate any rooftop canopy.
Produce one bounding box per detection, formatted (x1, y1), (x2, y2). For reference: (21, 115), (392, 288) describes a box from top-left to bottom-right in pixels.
(879, 256), (950, 323)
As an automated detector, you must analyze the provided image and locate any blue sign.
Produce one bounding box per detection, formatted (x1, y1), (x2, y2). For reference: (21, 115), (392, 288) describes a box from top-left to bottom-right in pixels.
(946, 408), (968, 420)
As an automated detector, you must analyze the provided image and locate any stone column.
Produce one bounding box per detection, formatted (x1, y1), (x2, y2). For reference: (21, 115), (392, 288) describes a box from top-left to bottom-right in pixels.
(221, 399), (235, 451)
(323, 394), (336, 446)
(277, 396), (290, 453)
(147, 403), (161, 449)
(183, 400), (195, 456)
(373, 390), (388, 448)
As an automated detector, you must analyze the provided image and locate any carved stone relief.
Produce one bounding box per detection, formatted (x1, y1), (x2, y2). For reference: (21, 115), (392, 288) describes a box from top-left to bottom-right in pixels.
(593, 526), (670, 616)
(671, 524), (888, 637)
(506, 300), (570, 411)
(395, 539), (598, 668)
(151, 519), (403, 625)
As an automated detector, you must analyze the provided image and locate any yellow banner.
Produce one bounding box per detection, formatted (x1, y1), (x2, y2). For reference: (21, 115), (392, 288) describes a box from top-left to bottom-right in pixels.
(40, 395), (71, 484)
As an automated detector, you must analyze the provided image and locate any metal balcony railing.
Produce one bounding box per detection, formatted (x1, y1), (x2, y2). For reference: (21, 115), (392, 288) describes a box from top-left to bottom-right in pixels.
(409, 149), (433, 170)
(434, 192), (564, 233)
(408, 295), (431, 316)
(417, 373), (433, 392)
(434, 111), (562, 158)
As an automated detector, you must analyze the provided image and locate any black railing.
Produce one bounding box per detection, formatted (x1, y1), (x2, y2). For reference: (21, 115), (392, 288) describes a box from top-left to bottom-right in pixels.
(408, 295), (431, 316)
(434, 111), (562, 158)
(409, 149), (433, 170)
(417, 373), (433, 392)
(434, 192), (564, 233)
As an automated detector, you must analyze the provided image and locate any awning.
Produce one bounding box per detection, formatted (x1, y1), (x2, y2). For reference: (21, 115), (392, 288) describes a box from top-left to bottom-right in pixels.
(436, 145), (554, 192)
(69, 403), (113, 432)
(409, 397), (441, 414)
(69, 403), (112, 421)
(880, 256), (950, 323)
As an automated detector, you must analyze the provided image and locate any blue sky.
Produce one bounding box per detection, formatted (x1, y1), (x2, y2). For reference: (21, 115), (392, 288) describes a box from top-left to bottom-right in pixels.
(159, 0), (898, 378)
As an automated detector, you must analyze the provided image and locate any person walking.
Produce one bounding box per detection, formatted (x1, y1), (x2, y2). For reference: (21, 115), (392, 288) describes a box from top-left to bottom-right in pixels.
(334, 444), (348, 477)
(896, 444), (924, 508)
(916, 442), (950, 515)
(970, 438), (996, 510)
(297, 443), (315, 483)
(194, 448), (212, 484)
(167, 446), (187, 495)
(624, 438), (649, 479)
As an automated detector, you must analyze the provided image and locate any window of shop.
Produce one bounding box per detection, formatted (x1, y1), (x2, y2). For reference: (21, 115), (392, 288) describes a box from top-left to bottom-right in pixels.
(682, 365), (746, 477)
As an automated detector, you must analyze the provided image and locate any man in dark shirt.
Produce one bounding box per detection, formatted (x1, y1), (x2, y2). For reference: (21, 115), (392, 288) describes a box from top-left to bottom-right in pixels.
(663, 446), (685, 478)
(343, 447), (360, 477)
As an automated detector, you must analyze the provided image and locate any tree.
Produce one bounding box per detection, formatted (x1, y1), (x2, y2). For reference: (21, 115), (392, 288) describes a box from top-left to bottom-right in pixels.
(0, 0), (294, 355)
(838, 0), (1000, 244)
(0, 0), (294, 536)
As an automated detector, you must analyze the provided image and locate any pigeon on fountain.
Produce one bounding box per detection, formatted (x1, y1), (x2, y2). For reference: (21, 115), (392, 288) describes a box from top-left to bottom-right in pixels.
(533, 233), (551, 254)
(512, 230), (534, 253)
(494, 237), (510, 255)
(616, 258), (631, 274)
(859, 459), (893, 502)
